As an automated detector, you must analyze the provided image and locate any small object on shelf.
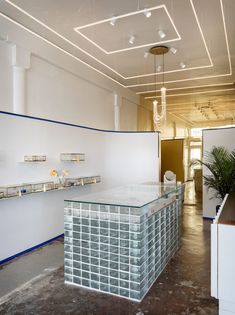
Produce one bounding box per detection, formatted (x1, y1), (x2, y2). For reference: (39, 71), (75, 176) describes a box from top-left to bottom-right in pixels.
(0, 191), (4, 199)
(64, 178), (80, 187)
(32, 181), (55, 193)
(60, 153), (85, 162)
(0, 183), (33, 198)
(24, 155), (46, 162)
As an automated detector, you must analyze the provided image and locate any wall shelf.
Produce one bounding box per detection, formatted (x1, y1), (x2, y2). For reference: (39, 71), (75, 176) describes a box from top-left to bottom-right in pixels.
(60, 153), (85, 162)
(24, 155), (47, 162)
(0, 176), (101, 200)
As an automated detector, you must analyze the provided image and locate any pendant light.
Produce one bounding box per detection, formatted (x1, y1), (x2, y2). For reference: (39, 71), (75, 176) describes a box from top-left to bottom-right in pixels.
(150, 45), (169, 127)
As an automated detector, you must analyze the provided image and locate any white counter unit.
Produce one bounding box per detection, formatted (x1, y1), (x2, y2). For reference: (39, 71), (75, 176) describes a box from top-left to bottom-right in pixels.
(211, 192), (235, 314)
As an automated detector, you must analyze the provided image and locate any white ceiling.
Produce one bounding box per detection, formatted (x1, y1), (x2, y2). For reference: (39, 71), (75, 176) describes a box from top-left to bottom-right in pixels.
(0, 0), (234, 126)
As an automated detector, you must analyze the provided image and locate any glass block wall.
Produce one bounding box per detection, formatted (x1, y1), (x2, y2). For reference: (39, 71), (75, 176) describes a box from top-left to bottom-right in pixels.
(64, 196), (181, 301)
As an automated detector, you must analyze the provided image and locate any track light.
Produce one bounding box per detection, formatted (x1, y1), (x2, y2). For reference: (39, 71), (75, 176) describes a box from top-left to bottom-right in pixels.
(144, 9), (152, 18)
(170, 47), (177, 54)
(110, 17), (116, 26)
(158, 30), (166, 39)
(179, 61), (186, 69)
(144, 52), (149, 59)
(156, 65), (162, 72)
(129, 35), (135, 44)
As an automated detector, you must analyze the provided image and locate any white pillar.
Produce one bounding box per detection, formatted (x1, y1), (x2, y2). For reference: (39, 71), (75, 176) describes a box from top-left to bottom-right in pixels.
(13, 66), (26, 115)
(114, 93), (121, 131)
(11, 45), (31, 115)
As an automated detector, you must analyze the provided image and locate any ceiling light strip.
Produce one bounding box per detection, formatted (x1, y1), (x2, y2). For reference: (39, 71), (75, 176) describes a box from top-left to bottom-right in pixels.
(220, 0), (232, 74)
(190, 0), (213, 66)
(5, 0), (126, 79)
(0, 12), (126, 88)
(75, 5), (167, 30)
(4, 0), (232, 85)
(136, 82), (234, 94)
(145, 88), (235, 99)
(74, 5), (181, 55)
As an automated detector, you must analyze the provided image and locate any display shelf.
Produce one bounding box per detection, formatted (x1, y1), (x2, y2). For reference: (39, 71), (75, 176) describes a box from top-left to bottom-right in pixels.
(60, 153), (85, 162)
(24, 155), (46, 162)
(64, 183), (182, 302)
(0, 176), (101, 200)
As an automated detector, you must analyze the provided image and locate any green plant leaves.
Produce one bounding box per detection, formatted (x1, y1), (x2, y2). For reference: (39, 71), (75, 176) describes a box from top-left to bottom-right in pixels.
(194, 146), (235, 200)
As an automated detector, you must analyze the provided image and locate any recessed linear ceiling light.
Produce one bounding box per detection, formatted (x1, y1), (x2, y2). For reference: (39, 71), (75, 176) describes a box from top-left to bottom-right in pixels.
(158, 30), (166, 39)
(144, 9), (152, 18)
(179, 61), (186, 69)
(129, 35), (135, 44)
(110, 17), (116, 26)
(144, 51), (149, 59)
(170, 47), (177, 54)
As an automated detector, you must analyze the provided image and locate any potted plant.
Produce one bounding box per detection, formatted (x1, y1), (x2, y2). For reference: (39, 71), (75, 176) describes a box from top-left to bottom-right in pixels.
(193, 146), (235, 209)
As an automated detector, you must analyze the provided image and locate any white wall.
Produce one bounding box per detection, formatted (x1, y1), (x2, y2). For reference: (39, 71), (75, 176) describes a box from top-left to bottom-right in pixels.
(202, 127), (235, 218)
(0, 14), (139, 130)
(0, 112), (159, 262)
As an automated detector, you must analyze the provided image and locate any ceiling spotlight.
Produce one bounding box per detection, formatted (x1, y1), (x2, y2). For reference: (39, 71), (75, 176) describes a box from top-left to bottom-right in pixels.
(156, 65), (162, 72)
(144, 9), (152, 18)
(158, 30), (166, 39)
(129, 35), (135, 44)
(170, 47), (177, 54)
(144, 52), (149, 59)
(110, 17), (116, 26)
(179, 61), (186, 69)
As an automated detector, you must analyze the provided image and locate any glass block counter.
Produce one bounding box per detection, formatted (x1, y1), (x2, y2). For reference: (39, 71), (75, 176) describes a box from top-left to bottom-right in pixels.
(64, 183), (183, 301)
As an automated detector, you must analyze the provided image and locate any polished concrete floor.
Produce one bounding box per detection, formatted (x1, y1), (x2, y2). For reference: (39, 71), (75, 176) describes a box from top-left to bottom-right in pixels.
(0, 183), (218, 315)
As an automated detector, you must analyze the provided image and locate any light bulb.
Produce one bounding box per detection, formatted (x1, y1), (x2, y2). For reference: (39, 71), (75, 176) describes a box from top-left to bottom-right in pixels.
(179, 62), (186, 69)
(110, 17), (116, 26)
(170, 47), (177, 54)
(158, 30), (166, 39)
(156, 65), (161, 72)
(144, 9), (152, 18)
(144, 52), (149, 59)
(129, 35), (135, 44)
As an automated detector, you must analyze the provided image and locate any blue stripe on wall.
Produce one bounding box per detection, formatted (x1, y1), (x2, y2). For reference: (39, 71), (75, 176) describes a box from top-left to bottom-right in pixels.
(0, 234), (64, 265)
(0, 110), (159, 134)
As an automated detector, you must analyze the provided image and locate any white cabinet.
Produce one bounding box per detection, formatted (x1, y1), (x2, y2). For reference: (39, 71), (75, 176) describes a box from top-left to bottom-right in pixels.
(211, 193), (235, 314)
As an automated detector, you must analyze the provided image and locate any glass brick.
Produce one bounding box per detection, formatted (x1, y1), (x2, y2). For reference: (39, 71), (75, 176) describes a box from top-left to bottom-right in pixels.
(91, 235), (99, 242)
(100, 221), (109, 228)
(120, 264), (129, 272)
(82, 226), (90, 234)
(120, 248), (129, 256)
(65, 252), (73, 260)
(110, 238), (119, 246)
(73, 224), (80, 232)
(74, 269), (81, 277)
(82, 278), (90, 287)
(91, 242), (99, 250)
(120, 231), (129, 239)
(110, 230), (119, 238)
(120, 256), (129, 264)
(110, 270), (118, 278)
(64, 259), (72, 267)
(91, 273), (99, 281)
(110, 261), (118, 270)
(100, 236), (108, 244)
(120, 288), (129, 297)
(110, 246), (118, 254)
(82, 271), (89, 279)
(91, 219), (99, 227)
(100, 275), (108, 284)
(110, 222), (118, 230)
(73, 254), (80, 262)
(82, 263), (90, 271)
(110, 278), (118, 286)
(81, 203), (90, 211)
(110, 253), (119, 262)
(130, 224), (140, 232)
(100, 283), (109, 292)
(74, 261), (81, 269)
(100, 260), (108, 268)
(110, 285), (119, 295)
(65, 274), (72, 282)
(100, 252), (108, 260)
(130, 291), (140, 300)
(120, 272), (129, 280)
(91, 281), (99, 290)
(120, 239), (129, 248)
(120, 223), (129, 231)
(100, 267), (108, 276)
(100, 228), (108, 236)
(64, 267), (72, 275)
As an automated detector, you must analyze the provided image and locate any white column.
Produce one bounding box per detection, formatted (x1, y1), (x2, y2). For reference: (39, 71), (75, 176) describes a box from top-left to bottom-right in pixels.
(11, 45), (31, 115)
(114, 93), (121, 131)
(13, 66), (26, 115)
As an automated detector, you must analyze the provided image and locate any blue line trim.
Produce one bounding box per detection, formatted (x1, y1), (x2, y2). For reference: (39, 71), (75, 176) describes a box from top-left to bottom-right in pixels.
(0, 110), (159, 134)
(202, 126), (235, 132)
(203, 216), (214, 220)
(0, 233), (64, 265)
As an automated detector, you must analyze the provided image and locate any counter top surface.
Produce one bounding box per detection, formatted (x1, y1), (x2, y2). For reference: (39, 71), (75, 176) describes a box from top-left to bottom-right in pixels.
(65, 183), (181, 208)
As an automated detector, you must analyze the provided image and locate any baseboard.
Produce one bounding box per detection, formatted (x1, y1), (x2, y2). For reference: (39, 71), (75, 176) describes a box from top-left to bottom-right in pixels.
(0, 233), (64, 265)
